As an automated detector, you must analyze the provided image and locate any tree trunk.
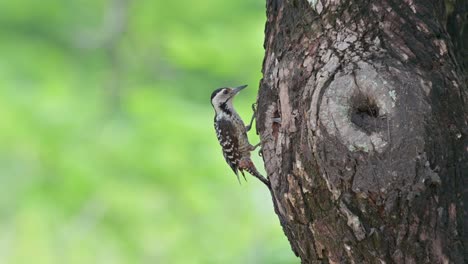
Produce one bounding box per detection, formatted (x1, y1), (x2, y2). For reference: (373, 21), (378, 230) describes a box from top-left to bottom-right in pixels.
(256, 0), (468, 263)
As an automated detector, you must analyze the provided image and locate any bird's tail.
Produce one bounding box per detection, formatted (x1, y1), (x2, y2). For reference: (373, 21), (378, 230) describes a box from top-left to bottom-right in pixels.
(241, 159), (270, 188)
(235, 170), (247, 185)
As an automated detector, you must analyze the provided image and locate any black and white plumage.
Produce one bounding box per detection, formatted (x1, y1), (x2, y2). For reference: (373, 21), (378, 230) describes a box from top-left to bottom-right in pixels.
(214, 118), (243, 179)
(210, 85), (270, 187)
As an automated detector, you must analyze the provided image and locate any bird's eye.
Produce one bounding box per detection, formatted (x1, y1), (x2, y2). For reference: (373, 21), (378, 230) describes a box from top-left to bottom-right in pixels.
(223, 90), (228, 94)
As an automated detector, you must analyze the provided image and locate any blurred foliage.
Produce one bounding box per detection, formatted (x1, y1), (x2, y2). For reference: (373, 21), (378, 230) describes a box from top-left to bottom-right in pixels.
(0, 0), (298, 263)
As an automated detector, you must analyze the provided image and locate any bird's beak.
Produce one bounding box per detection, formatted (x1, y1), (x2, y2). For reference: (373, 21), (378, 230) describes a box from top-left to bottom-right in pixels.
(232, 85), (248, 95)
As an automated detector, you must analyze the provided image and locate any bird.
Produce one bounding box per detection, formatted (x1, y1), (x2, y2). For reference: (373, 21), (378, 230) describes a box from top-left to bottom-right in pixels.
(210, 85), (270, 188)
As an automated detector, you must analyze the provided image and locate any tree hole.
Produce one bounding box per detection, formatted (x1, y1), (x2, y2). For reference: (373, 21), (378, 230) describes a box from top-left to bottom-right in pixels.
(354, 96), (379, 117)
(350, 94), (382, 134)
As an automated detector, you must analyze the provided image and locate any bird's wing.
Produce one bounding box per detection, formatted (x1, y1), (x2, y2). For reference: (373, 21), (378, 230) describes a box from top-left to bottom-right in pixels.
(215, 118), (242, 181)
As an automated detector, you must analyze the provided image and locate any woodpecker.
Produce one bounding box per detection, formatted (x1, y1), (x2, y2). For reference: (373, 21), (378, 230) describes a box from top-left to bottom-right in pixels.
(210, 85), (270, 188)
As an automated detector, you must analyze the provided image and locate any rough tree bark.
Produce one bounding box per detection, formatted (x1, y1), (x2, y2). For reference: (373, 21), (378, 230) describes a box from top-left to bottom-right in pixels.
(256, 0), (468, 263)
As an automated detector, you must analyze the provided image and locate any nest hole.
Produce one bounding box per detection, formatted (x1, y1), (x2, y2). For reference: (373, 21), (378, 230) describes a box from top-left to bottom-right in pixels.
(354, 95), (379, 117)
(350, 94), (381, 134)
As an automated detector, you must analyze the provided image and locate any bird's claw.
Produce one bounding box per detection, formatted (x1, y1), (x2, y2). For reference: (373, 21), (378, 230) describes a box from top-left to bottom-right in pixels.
(252, 102), (257, 113)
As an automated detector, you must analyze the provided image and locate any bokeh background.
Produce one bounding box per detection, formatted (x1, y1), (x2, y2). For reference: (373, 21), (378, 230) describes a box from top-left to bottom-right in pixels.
(0, 0), (298, 263)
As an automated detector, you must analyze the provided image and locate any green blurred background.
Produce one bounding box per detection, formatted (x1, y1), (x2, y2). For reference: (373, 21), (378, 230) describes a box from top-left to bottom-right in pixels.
(0, 0), (298, 263)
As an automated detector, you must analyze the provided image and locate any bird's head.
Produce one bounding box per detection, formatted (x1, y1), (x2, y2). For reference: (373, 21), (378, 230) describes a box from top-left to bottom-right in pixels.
(210, 85), (247, 114)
